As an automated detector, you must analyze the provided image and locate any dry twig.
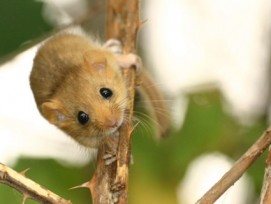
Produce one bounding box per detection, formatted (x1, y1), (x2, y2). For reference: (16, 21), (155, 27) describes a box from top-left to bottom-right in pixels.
(0, 163), (71, 204)
(88, 0), (140, 204)
(260, 146), (271, 203)
(196, 127), (271, 204)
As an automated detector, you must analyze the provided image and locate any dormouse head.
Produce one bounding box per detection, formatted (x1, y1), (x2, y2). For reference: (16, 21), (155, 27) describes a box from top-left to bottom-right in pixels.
(41, 50), (128, 147)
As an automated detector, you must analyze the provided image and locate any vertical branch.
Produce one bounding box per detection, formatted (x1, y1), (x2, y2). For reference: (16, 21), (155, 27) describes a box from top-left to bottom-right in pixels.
(106, 0), (139, 53)
(106, 1), (140, 202)
(260, 147), (271, 203)
(89, 0), (140, 204)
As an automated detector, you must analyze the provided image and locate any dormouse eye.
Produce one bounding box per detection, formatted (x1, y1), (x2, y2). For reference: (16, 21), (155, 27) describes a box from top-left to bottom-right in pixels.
(77, 111), (89, 125)
(100, 88), (113, 99)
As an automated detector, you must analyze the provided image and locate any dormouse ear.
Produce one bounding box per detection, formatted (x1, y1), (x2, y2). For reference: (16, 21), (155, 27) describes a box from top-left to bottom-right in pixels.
(41, 100), (68, 128)
(83, 50), (107, 71)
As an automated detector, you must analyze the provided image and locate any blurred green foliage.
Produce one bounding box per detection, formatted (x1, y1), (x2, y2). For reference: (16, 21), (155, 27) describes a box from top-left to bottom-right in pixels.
(0, 0), (52, 59)
(130, 90), (266, 204)
(0, 0), (268, 203)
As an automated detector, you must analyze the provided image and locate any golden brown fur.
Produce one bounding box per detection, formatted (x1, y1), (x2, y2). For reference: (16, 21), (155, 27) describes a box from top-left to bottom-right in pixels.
(30, 33), (171, 148)
(30, 33), (128, 147)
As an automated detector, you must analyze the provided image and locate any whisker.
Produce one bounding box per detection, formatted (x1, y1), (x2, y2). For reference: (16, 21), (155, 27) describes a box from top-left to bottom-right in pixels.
(133, 111), (159, 124)
(133, 111), (160, 129)
(132, 115), (154, 137)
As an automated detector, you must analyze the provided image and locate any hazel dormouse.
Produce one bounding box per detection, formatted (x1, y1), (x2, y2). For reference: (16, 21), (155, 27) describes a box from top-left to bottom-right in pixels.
(30, 32), (171, 149)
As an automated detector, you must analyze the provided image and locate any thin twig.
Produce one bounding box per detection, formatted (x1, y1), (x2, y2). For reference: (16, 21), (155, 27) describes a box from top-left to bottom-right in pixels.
(196, 128), (271, 204)
(260, 146), (271, 203)
(106, 0), (140, 203)
(0, 163), (71, 204)
(89, 0), (140, 204)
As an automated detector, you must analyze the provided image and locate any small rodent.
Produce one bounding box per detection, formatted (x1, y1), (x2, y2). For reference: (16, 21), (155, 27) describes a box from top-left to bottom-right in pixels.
(30, 33), (129, 147)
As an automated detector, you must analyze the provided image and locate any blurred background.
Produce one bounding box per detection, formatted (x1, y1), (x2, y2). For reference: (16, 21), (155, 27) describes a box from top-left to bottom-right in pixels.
(1, 0), (271, 203)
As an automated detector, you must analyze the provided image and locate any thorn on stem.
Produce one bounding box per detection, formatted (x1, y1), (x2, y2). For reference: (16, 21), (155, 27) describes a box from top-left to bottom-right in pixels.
(20, 168), (30, 177)
(139, 19), (148, 28)
(69, 181), (90, 190)
(22, 193), (30, 204)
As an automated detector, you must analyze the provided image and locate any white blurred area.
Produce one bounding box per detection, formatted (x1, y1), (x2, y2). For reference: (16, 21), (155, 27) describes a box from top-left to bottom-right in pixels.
(141, 0), (271, 127)
(0, 0), (95, 167)
(38, 0), (89, 26)
(141, 2), (269, 202)
(0, 46), (96, 166)
(177, 152), (254, 204)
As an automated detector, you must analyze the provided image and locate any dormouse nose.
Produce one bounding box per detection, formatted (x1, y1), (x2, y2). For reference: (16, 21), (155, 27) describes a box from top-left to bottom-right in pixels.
(105, 117), (119, 128)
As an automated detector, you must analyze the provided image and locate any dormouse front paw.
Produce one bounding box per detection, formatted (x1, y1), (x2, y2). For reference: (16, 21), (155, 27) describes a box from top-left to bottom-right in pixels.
(103, 39), (141, 74)
(103, 151), (117, 165)
(116, 53), (141, 74)
(103, 39), (123, 54)
(101, 132), (119, 165)
(110, 181), (125, 204)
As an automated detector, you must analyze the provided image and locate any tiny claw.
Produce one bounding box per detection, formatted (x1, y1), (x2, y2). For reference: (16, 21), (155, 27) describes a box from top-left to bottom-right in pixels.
(103, 153), (114, 159)
(112, 191), (121, 203)
(103, 152), (117, 165)
(110, 182), (125, 203)
(101, 133), (119, 165)
(111, 181), (125, 192)
(105, 157), (117, 165)
(20, 168), (30, 176)
(69, 181), (90, 190)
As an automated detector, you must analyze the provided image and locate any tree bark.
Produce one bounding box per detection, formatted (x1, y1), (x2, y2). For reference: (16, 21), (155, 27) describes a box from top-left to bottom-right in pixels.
(0, 163), (71, 204)
(260, 146), (271, 204)
(89, 1), (140, 204)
